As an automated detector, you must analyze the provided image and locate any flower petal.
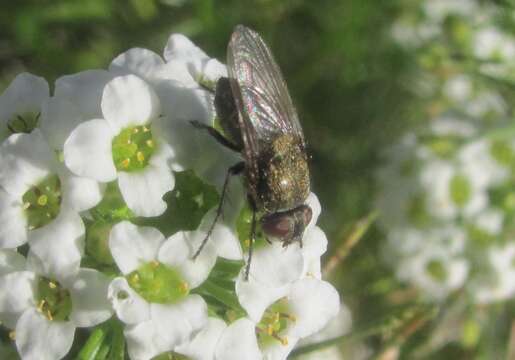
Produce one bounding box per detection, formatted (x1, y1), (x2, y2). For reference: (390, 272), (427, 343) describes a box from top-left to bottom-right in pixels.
(0, 73), (49, 139)
(67, 268), (113, 327)
(0, 130), (55, 196)
(15, 308), (75, 360)
(199, 207), (243, 261)
(305, 193), (321, 230)
(157, 232), (190, 267)
(0, 189), (27, 248)
(60, 169), (105, 212)
(301, 226), (328, 279)
(40, 97), (84, 150)
(250, 242), (304, 288)
(117, 164), (174, 217)
(54, 70), (114, 120)
(0, 271), (36, 328)
(63, 119), (117, 182)
(261, 336), (298, 360)
(101, 75), (160, 132)
(235, 272), (290, 323)
(0, 249), (26, 275)
(287, 279), (340, 339)
(124, 320), (166, 360)
(109, 48), (165, 82)
(175, 317), (227, 360)
(150, 294), (208, 349)
(27, 210), (84, 278)
(163, 34), (208, 63)
(108, 277), (150, 325)
(215, 318), (261, 360)
(160, 230), (217, 289)
(109, 221), (165, 274)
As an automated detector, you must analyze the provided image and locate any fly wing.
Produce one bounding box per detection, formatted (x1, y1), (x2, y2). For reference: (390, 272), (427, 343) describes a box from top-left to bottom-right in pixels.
(226, 25), (305, 186)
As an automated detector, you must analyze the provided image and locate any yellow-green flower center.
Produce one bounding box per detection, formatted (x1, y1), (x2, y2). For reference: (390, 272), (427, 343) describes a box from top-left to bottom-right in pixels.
(22, 174), (62, 230)
(450, 174), (471, 207)
(112, 125), (155, 172)
(127, 261), (189, 304)
(6, 112), (40, 134)
(256, 297), (294, 347)
(426, 260), (447, 283)
(35, 277), (72, 321)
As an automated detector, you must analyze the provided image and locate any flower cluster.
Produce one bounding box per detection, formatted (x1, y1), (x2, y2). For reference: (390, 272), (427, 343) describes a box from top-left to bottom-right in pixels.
(0, 33), (341, 359)
(379, 0), (515, 304)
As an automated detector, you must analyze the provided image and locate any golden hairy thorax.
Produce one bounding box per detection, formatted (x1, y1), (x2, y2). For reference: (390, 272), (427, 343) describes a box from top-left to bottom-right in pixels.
(255, 134), (310, 213)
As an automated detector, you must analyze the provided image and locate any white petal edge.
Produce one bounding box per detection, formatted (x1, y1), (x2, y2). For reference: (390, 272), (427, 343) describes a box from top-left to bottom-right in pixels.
(117, 164), (174, 217)
(15, 308), (75, 360)
(54, 69), (114, 120)
(27, 209), (85, 278)
(60, 170), (105, 212)
(108, 277), (150, 325)
(0, 130), (55, 196)
(250, 242), (304, 288)
(215, 318), (261, 360)
(67, 268), (113, 327)
(109, 221), (165, 274)
(124, 320), (168, 360)
(109, 48), (165, 82)
(150, 294), (208, 349)
(101, 75), (161, 132)
(40, 97), (84, 150)
(161, 230), (217, 289)
(163, 34), (208, 63)
(0, 271), (36, 329)
(63, 119), (117, 182)
(287, 279), (340, 339)
(175, 317), (227, 360)
(0, 189), (27, 248)
(0, 72), (48, 125)
(236, 272), (290, 323)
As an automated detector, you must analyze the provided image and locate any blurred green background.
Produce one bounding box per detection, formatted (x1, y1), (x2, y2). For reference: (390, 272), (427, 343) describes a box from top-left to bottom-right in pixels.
(0, 0), (427, 358)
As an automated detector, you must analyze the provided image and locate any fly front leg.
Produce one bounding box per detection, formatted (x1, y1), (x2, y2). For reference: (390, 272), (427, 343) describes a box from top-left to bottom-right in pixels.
(192, 161), (245, 259)
(189, 120), (242, 153)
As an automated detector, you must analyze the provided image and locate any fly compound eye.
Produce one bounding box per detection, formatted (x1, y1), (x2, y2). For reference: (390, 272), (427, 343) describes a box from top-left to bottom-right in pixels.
(261, 213), (294, 240)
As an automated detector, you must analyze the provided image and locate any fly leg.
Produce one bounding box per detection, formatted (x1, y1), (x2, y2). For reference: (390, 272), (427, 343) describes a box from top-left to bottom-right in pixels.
(244, 199), (257, 281)
(192, 161), (245, 259)
(189, 120), (242, 153)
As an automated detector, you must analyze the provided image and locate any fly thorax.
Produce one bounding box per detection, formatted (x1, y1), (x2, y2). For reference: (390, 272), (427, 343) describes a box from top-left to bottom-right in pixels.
(259, 134), (310, 211)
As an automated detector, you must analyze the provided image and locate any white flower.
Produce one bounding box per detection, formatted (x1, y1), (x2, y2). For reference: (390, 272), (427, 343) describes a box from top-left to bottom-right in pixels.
(472, 244), (515, 304)
(64, 74), (176, 217)
(473, 27), (515, 61)
(216, 278), (340, 360)
(107, 221), (212, 360)
(419, 159), (487, 221)
(396, 240), (469, 301)
(0, 231), (112, 360)
(0, 73), (49, 141)
(0, 130), (103, 248)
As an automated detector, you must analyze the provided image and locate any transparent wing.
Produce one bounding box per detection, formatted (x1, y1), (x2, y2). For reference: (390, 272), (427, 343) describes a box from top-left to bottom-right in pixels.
(227, 25), (304, 172)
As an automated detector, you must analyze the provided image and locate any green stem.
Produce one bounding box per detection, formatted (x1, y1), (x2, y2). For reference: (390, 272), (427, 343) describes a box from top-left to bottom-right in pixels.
(77, 325), (108, 360)
(194, 279), (243, 311)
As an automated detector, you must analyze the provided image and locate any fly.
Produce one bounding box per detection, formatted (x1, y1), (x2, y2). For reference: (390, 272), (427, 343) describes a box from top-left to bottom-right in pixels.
(191, 25), (312, 280)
